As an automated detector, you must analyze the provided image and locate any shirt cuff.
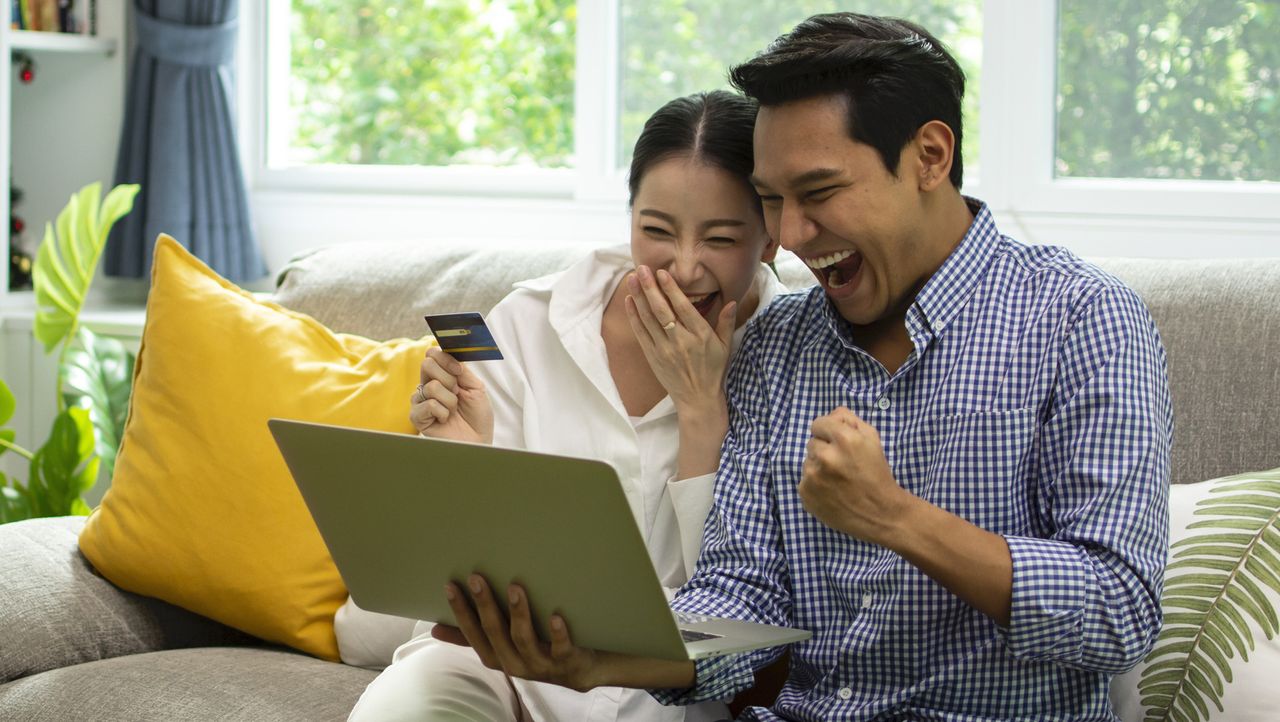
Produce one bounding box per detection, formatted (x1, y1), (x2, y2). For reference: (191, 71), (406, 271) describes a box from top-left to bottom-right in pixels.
(666, 472), (717, 577)
(648, 653), (755, 706)
(1000, 535), (1090, 662)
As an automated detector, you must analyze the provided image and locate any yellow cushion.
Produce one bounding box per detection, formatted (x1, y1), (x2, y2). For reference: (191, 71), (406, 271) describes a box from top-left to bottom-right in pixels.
(79, 234), (433, 661)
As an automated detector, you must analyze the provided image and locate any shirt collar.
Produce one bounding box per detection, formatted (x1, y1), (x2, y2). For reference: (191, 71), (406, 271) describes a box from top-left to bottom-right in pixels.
(909, 197), (1000, 340)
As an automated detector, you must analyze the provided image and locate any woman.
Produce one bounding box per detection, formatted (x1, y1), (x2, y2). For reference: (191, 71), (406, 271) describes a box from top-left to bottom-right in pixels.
(345, 90), (783, 722)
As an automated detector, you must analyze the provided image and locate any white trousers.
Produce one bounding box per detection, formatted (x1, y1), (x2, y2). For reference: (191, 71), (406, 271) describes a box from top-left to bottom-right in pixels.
(347, 634), (533, 722)
(348, 631), (729, 722)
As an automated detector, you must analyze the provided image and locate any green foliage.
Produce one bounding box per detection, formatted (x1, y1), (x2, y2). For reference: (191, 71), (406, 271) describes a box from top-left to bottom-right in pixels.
(290, 0), (576, 167)
(0, 183), (139, 524)
(287, 1), (981, 175)
(33, 182), (141, 354)
(1138, 469), (1280, 722)
(61, 327), (136, 481)
(1058, 0), (1280, 180)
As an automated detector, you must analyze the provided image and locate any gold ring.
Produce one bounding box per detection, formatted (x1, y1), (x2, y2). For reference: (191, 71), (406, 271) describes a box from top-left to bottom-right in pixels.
(663, 321), (677, 332)
(415, 383), (426, 400)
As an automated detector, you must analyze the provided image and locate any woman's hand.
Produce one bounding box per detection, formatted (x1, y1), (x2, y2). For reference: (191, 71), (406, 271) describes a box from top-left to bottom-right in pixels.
(432, 574), (696, 693)
(409, 347), (495, 444)
(625, 265), (734, 477)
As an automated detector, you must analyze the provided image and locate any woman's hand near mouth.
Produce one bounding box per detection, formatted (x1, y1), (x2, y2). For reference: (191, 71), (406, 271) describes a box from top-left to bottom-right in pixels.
(625, 265), (736, 479)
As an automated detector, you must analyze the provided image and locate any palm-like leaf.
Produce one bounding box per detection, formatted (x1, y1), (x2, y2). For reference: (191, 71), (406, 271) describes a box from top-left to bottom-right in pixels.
(1139, 469), (1280, 722)
(32, 182), (140, 353)
(60, 327), (135, 480)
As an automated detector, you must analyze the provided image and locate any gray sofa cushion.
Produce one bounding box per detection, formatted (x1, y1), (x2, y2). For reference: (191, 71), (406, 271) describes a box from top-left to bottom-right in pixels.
(273, 240), (603, 341)
(1092, 258), (1280, 485)
(0, 516), (254, 684)
(0, 647), (376, 721)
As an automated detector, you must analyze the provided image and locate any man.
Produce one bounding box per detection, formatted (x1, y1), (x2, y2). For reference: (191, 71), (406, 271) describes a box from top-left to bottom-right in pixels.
(441, 12), (1172, 721)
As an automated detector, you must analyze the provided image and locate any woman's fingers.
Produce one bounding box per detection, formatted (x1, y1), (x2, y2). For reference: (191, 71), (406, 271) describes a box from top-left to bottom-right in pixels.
(654, 269), (706, 334)
(714, 299), (738, 347)
(626, 272), (667, 340)
(425, 379), (459, 413)
(636, 266), (679, 330)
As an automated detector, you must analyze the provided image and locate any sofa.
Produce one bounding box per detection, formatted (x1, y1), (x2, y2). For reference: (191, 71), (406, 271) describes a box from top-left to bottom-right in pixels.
(1, 241), (1277, 721)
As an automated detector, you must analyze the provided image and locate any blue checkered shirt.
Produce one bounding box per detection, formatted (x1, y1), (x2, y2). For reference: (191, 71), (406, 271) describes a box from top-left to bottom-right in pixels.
(651, 201), (1172, 721)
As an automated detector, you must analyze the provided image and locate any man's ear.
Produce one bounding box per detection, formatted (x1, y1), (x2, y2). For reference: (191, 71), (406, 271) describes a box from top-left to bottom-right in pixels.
(914, 120), (955, 192)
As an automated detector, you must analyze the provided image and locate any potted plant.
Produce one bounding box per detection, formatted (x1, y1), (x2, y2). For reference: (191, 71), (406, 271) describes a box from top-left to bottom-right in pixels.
(0, 182), (140, 522)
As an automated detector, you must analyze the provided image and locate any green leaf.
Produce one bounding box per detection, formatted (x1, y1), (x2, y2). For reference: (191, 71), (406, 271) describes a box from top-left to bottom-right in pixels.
(1162, 596), (1214, 613)
(0, 378), (14, 425)
(1168, 557), (1236, 573)
(32, 183), (140, 354)
(0, 481), (32, 524)
(1191, 505), (1274, 520)
(1171, 532), (1257, 549)
(1197, 494), (1280, 509)
(1141, 475), (1280, 721)
(60, 327), (134, 480)
(1187, 519), (1266, 531)
(26, 408), (97, 517)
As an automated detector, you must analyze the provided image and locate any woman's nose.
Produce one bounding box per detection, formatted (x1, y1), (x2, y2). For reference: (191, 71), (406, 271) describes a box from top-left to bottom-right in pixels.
(666, 247), (703, 286)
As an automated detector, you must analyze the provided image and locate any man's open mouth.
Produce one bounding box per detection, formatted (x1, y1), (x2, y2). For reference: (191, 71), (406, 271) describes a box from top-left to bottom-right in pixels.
(805, 249), (863, 289)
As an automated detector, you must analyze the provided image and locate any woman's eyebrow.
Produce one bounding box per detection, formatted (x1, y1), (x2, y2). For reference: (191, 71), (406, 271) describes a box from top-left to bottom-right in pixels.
(700, 219), (746, 230)
(640, 209), (745, 231)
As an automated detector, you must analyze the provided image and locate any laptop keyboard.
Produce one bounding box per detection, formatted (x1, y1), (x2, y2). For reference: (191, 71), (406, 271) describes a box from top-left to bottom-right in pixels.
(680, 629), (723, 643)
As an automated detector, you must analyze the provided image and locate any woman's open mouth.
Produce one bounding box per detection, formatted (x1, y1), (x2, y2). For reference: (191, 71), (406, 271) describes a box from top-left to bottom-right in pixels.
(685, 291), (720, 319)
(805, 249), (863, 292)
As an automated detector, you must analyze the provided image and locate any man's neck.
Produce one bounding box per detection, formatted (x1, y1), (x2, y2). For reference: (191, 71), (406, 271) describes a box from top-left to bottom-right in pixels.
(849, 190), (974, 374)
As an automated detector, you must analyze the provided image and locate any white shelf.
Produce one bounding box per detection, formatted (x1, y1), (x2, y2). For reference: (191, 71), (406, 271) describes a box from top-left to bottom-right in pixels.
(10, 29), (117, 55)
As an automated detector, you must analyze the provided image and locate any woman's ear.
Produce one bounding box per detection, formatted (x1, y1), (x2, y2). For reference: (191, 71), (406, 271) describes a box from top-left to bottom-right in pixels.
(915, 120), (955, 192)
(759, 233), (781, 264)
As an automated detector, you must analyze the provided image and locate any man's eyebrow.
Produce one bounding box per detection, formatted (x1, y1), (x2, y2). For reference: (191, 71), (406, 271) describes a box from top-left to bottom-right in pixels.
(751, 167), (844, 191)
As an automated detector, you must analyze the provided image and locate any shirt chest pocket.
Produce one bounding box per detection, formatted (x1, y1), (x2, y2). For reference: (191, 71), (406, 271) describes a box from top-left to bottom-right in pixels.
(906, 407), (1039, 534)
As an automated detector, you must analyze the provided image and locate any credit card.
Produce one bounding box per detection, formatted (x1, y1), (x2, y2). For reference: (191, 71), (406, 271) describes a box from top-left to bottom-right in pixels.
(423, 312), (504, 361)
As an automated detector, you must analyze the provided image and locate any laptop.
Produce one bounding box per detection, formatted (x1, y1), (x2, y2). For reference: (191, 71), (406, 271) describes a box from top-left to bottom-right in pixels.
(268, 418), (810, 661)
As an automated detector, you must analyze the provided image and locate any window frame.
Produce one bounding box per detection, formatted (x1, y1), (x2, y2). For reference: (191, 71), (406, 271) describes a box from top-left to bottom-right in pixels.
(242, 0), (1280, 260)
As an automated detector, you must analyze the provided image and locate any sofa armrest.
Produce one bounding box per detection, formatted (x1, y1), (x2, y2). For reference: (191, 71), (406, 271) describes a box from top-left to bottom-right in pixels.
(0, 516), (256, 683)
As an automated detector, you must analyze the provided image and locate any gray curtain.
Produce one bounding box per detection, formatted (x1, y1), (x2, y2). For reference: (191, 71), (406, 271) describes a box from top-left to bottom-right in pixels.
(108, 0), (265, 282)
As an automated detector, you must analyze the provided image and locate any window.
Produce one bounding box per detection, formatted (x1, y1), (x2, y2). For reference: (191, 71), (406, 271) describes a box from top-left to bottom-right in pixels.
(281, 1), (576, 170)
(248, 1), (1280, 255)
(261, 1), (982, 194)
(1056, 0), (1279, 182)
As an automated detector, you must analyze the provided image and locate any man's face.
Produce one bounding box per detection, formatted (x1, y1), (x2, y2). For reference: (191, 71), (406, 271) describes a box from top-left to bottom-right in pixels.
(751, 94), (936, 327)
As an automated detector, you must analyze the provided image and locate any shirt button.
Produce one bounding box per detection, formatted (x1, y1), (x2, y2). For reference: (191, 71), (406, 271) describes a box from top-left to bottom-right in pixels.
(838, 687), (853, 700)
(876, 396), (891, 410)
(862, 593), (873, 608)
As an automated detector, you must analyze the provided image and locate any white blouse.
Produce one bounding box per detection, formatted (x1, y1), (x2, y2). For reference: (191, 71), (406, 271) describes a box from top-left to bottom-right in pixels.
(335, 245), (786, 721)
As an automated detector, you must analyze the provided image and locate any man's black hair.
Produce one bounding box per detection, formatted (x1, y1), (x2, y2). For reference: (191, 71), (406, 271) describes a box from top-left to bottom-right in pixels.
(730, 13), (965, 189)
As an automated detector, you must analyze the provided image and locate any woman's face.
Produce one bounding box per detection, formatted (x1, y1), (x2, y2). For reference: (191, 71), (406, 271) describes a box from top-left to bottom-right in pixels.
(630, 156), (778, 327)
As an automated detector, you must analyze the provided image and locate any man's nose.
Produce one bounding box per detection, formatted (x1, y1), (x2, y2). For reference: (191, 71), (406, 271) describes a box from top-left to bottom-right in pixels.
(778, 200), (818, 252)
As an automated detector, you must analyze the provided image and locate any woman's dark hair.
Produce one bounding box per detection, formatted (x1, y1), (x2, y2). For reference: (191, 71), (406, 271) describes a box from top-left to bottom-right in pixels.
(627, 90), (760, 208)
(729, 13), (966, 189)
